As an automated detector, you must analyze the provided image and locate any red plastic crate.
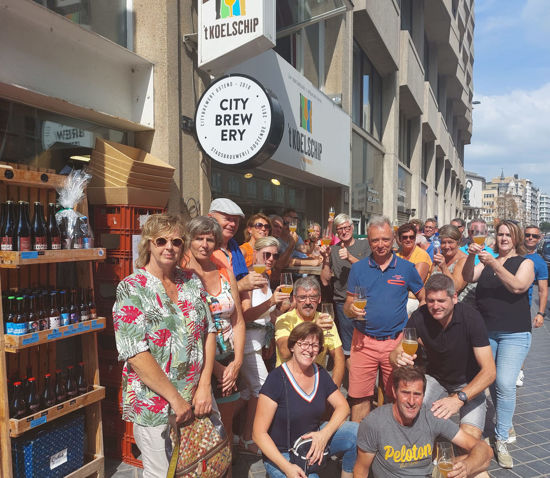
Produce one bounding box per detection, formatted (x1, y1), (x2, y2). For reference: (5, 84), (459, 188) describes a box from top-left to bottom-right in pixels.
(95, 252), (133, 281)
(95, 230), (134, 252)
(92, 205), (165, 233)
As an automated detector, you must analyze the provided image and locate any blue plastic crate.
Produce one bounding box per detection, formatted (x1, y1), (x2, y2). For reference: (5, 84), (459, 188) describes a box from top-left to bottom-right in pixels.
(12, 413), (85, 477)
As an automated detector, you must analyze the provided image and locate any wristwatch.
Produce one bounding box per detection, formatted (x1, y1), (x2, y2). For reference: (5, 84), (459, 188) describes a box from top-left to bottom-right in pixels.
(536, 312), (546, 318)
(457, 391), (468, 404)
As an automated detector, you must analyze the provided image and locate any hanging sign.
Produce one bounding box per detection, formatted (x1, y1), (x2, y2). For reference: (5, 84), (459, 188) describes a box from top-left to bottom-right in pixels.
(194, 74), (284, 169)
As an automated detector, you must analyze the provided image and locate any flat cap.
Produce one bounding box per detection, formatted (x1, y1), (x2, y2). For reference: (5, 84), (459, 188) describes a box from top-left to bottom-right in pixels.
(209, 198), (244, 218)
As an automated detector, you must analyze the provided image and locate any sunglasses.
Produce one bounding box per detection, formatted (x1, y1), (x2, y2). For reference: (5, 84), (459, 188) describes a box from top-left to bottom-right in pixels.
(525, 233), (540, 239)
(400, 234), (416, 240)
(152, 237), (184, 248)
(263, 252), (280, 260)
(252, 222), (270, 230)
(336, 225), (352, 233)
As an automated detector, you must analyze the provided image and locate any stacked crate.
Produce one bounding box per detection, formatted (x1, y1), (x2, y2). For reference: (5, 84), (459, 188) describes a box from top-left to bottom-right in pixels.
(92, 205), (164, 467)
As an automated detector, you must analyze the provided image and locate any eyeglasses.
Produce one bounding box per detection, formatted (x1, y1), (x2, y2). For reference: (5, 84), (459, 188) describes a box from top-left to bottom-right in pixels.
(296, 341), (320, 351)
(525, 233), (541, 239)
(252, 222), (270, 230)
(336, 225), (352, 233)
(295, 294), (320, 302)
(152, 237), (184, 248)
(263, 252), (280, 260)
(400, 234), (416, 240)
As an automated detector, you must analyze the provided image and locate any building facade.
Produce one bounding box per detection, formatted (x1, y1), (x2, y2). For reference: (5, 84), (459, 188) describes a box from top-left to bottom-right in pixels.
(463, 170), (485, 221)
(540, 193), (550, 226)
(1, 0), (472, 232)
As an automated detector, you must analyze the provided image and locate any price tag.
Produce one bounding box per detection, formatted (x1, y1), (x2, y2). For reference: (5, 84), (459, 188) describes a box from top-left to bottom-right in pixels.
(21, 251), (38, 259)
(50, 448), (68, 470)
(47, 329), (62, 340)
(80, 323), (91, 331)
(22, 333), (39, 345)
(63, 325), (78, 336)
(91, 320), (104, 330)
(30, 415), (47, 428)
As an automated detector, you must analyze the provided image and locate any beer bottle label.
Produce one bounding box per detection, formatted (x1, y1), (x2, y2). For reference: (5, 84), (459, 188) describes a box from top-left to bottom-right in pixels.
(28, 321), (40, 333)
(73, 240), (82, 249)
(12, 322), (28, 335)
(49, 316), (60, 328)
(1, 237), (13, 251)
(33, 237), (48, 251)
(18, 236), (31, 251)
(90, 310), (97, 320)
(83, 237), (91, 249)
(39, 318), (48, 331)
(5, 321), (13, 335)
(62, 238), (72, 249)
(70, 313), (79, 324)
(51, 237), (61, 250)
(61, 313), (70, 326)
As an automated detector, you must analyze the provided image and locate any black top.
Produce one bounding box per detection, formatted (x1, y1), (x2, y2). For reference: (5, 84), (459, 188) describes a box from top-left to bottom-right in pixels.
(476, 256), (531, 333)
(407, 302), (490, 385)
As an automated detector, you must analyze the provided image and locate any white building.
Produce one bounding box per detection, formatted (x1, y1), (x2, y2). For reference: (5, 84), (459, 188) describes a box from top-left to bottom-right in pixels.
(540, 193), (550, 225)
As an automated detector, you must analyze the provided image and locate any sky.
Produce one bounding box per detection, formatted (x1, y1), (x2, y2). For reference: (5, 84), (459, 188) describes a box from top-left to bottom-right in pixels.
(466, 0), (550, 193)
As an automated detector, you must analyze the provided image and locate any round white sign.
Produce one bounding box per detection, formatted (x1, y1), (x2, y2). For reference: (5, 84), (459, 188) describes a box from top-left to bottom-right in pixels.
(195, 75), (283, 168)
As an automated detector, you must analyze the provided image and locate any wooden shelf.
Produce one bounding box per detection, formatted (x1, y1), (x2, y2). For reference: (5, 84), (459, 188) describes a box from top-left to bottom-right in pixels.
(4, 318), (106, 352)
(0, 165), (66, 189)
(0, 248), (106, 268)
(9, 385), (105, 437)
(65, 456), (105, 478)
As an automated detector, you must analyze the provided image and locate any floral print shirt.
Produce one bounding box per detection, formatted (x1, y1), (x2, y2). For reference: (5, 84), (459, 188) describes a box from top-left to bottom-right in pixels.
(113, 267), (215, 426)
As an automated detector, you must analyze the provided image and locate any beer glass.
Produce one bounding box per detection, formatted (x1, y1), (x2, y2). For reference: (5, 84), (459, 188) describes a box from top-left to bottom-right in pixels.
(280, 273), (293, 294)
(289, 218), (297, 233)
(472, 226), (486, 249)
(402, 328), (418, 356)
(353, 286), (367, 320)
(329, 206), (335, 219)
(320, 303), (334, 337)
(436, 442), (455, 478)
(321, 225), (332, 246)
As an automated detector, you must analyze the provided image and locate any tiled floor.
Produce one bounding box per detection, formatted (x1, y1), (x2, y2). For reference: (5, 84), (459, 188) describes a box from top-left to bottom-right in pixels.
(110, 298), (550, 477)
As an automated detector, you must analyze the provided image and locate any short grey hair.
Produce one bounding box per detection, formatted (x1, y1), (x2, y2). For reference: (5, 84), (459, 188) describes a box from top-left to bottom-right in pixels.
(334, 213), (352, 228)
(468, 218), (487, 230)
(425, 274), (455, 298)
(185, 216), (223, 249)
(269, 214), (283, 224)
(367, 215), (391, 233)
(294, 276), (321, 295)
(254, 236), (280, 251)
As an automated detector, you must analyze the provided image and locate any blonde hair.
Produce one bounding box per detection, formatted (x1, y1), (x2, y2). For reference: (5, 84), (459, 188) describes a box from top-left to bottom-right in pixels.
(135, 214), (186, 268)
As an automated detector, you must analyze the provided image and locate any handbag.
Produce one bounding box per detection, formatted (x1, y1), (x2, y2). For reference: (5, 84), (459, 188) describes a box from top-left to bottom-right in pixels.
(166, 411), (232, 478)
(284, 373), (329, 474)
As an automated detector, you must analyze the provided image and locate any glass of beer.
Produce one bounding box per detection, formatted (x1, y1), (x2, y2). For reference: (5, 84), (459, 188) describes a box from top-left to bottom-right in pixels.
(353, 286), (367, 320)
(253, 263), (266, 274)
(289, 218), (297, 233)
(280, 273), (294, 294)
(308, 222), (314, 234)
(321, 225), (332, 246)
(329, 206), (335, 219)
(436, 442), (455, 477)
(320, 303), (334, 337)
(472, 227), (486, 250)
(402, 328), (418, 356)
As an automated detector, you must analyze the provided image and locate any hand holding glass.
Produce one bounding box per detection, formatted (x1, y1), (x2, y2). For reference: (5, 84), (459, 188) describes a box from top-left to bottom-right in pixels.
(353, 286), (367, 320)
(280, 273), (294, 294)
(402, 328), (418, 356)
(321, 225), (332, 246)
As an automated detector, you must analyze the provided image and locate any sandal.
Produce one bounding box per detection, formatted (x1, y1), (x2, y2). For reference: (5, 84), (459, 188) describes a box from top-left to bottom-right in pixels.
(238, 438), (262, 456)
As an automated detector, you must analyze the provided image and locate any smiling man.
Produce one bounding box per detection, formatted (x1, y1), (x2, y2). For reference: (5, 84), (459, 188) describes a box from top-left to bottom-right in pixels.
(353, 366), (492, 478)
(390, 274), (495, 445)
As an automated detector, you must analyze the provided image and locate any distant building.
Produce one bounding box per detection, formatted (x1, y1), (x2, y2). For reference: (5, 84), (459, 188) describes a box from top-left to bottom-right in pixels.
(463, 170), (485, 220)
(540, 193), (550, 225)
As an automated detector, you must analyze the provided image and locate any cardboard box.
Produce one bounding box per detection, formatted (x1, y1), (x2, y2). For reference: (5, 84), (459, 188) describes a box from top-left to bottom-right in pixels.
(87, 187), (170, 208)
(93, 139), (175, 178)
(89, 164), (171, 191)
(90, 153), (172, 185)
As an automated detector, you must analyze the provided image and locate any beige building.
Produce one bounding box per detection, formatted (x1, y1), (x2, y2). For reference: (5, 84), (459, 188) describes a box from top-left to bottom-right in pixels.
(1, 0), (473, 231)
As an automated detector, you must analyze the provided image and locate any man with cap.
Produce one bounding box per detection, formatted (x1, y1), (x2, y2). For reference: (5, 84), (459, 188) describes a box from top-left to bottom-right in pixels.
(208, 198), (267, 292)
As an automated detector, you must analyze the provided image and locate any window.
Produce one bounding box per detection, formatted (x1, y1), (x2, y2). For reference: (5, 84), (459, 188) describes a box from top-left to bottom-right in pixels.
(423, 35), (430, 81)
(421, 142), (430, 181)
(352, 42), (383, 140)
(351, 132), (383, 216)
(400, 0), (413, 34)
(398, 112), (413, 168)
(398, 166), (411, 213)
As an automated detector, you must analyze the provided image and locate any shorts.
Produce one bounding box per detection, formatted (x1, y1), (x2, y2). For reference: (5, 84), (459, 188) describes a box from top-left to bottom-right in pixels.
(423, 374), (486, 431)
(213, 353), (241, 403)
(348, 329), (402, 400)
(335, 302), (354, 356)
(239, 350), (269, 401)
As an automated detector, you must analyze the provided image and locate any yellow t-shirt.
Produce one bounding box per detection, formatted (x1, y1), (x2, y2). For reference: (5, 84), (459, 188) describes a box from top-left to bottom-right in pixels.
(397, 246), (432, 299)
(275, 309), (342, 367)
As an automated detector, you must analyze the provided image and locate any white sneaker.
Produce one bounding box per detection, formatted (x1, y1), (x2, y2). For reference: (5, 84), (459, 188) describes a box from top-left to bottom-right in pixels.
(506, 427), (517, 444)
(495, 440), (513, 468)
(516, 370), (524, 387)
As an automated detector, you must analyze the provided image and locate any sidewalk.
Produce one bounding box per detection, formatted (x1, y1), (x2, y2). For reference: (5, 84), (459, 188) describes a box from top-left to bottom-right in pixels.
(108, 322), (550, 478)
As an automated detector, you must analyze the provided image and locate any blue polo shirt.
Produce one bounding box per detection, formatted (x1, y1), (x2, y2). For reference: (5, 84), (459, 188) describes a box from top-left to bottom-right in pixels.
(459, 244), (497, 265)
(347, 253), (424, 337)
(526, 252), (548, 306)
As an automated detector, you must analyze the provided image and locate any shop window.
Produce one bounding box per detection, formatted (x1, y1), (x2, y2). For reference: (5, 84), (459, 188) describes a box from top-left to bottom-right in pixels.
(0, 98), (125, 169)
(275, 186), (285, 204)
(227, 175), (241, 196)
(352, 43), (383, 140)
(33, 0), (132, 49)
(245, 180), (257, 199)
(262, 183), (273, 201)
(211, 172), (223, 193)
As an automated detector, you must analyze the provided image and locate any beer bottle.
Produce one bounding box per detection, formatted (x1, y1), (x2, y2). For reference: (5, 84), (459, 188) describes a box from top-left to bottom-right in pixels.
(1, 200), (16, 251)
(27, 295), (40, 333)
(5, 295), (16, 335)
(48, 292), (61, 329)
(47, 203), (61, 250)
(10, 381), (27, 418)
(16, 201), (32, 252)
(27, 377), (40, 415)
(59, 290), (69, 326)
(80, 216), (94, 248)
(73, 217), (83, 249)
(38, 291), (49, 331)
(69, 289), (80, 324)
(55, 369), (67, 403)
(60, 216), (72, 249)
(77, 362), (88, 395)
(14, 296), (28, 335)
(79, 289), (90, 321)
(88, 288), (97, 320)
(0, 202), (6, 235)
(31, 202), (48, 251)
(42, 373), (56, 409)
(66, 365), (78, 399)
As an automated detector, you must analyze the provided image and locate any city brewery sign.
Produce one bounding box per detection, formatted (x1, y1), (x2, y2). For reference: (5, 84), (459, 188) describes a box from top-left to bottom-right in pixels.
(199, 0), (275, 76)
(195, 75), (284, 168)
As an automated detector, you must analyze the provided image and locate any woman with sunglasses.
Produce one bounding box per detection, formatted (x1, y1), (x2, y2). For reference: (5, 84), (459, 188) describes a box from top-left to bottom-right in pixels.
(113, 214), (216, 477)
(463, 220), (534, 469)
(183, 216), (245, 472)
(240, 213), (272, 268)
(431, 224), (468, 294)
(238, 236), (291, 455)
(253, 321), (357, 478)
(396, 223), (432, 315)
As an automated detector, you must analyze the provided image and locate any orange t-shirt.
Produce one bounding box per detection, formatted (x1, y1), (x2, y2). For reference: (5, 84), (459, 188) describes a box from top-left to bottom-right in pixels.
(239, 242), (254, 268)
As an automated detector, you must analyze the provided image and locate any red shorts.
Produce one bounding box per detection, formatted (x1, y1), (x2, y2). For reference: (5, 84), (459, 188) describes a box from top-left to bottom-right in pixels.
(348, 329), (402, 400)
